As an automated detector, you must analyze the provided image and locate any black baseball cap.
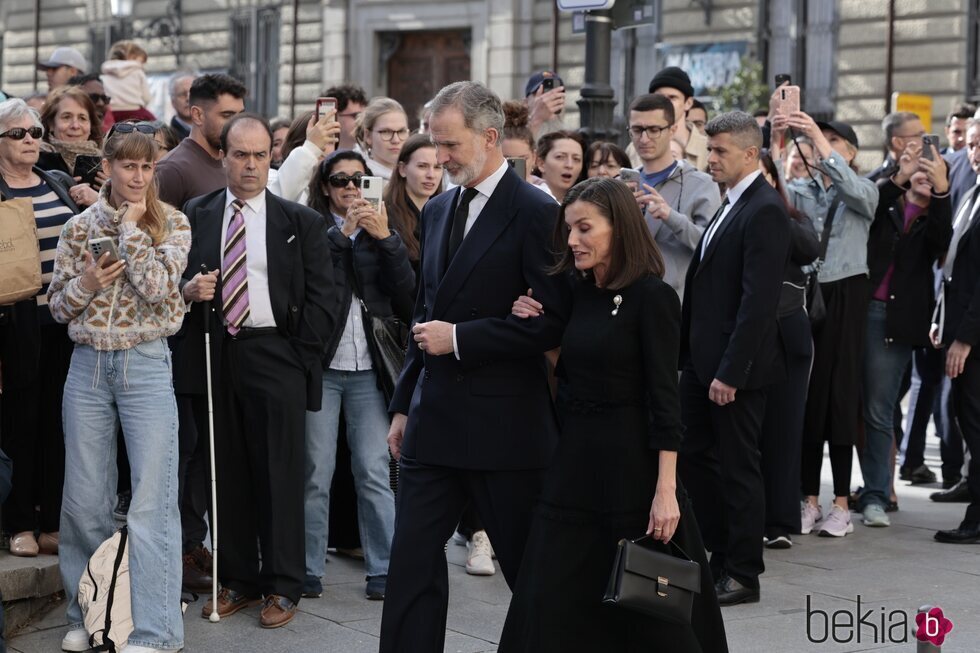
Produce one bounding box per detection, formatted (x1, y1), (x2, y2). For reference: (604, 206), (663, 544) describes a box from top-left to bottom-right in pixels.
(817, 120), (859, 148)
(525, 71), (563, 97)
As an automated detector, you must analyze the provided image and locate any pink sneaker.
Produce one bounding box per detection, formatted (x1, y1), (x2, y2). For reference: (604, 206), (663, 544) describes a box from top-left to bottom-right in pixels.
(800, 502), (822, 534)
(817, 505), (854, 538)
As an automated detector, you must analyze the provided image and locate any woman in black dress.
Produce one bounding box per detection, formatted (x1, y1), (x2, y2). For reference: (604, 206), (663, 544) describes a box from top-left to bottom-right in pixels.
(499, 177), (727, 653)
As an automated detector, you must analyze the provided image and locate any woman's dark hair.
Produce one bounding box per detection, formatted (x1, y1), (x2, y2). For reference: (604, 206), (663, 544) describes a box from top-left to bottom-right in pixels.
(280, 110), (313, 162)
(383, 133), (442, 261)
(40, 86), (102, 145)
(533, 130), (586, 179)
(550, 177), (665, 289)
(307, 149), (370, 218)
(502, 101), (534, 151)
(585, 141), (631, 173)
(152, 122), (181, 152)
(759, 149), (806, 222)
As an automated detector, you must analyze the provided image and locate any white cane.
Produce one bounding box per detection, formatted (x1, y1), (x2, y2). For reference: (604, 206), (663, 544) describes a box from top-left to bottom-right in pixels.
(201, 264), (221, 622)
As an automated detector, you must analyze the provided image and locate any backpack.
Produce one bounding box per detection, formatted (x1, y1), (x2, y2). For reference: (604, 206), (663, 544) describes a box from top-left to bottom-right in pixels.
(77, 527), (132, 652)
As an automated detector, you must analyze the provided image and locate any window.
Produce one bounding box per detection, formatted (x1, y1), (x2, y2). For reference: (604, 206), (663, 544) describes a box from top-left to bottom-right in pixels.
(230, 7), (280, 118)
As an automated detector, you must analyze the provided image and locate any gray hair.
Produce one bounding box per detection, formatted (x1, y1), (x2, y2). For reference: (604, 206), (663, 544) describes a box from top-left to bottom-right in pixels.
(428, 81), (504, 136)
(168, 71), (198, 98)
(0, 98), (43, 134)
(705, 111), (762, 153)
(882, 111), (919, 144)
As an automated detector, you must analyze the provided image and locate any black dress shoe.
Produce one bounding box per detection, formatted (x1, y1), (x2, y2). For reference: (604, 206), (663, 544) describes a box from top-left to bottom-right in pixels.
(714, 575), (760, 606)
(903, 464), (937, 485)
(934, 522), (980, 544)
(943, 475), (963, 490)
(931, 479), (970, 503)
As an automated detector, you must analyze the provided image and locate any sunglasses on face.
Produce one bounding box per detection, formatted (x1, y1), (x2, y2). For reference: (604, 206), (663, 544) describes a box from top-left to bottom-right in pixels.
(89, 93), (111, 105)
(327, 173), (364, 188)
(107, 121), (158, 139)
(0, 126), (43, 140)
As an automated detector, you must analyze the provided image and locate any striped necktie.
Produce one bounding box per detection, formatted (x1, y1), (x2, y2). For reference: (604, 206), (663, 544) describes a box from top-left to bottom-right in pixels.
(222, 198), (249, 335)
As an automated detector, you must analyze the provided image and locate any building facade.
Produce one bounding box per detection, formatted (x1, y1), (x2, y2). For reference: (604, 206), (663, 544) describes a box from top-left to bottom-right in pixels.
(0, 0), (976, 170)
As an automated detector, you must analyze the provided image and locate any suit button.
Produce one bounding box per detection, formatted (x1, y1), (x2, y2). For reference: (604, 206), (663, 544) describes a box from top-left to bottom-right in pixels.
(291, 306), (298, 313)
(423, 304), (428, 311)
(889, 294), (895, 300)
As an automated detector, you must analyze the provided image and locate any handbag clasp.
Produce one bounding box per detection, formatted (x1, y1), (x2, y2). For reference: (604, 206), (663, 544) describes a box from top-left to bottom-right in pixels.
(657, 576), (669, 597)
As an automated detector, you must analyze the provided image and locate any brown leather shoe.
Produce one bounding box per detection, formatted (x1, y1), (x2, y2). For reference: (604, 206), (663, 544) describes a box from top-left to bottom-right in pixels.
(201, 587), (260, 619)
(183, 549), (214, 592)
(188, 545), (214, 573)
(38, 532), (59, 555)
(259, 595), (297, 629)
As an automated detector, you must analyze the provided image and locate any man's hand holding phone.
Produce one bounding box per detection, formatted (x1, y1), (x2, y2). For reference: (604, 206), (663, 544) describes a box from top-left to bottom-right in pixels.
(307, 110), (341, 154)
(528, 84), (566, 133)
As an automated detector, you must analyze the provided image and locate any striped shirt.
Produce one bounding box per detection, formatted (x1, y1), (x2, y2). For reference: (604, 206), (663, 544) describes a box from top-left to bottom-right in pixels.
(5, 179), (76, 318)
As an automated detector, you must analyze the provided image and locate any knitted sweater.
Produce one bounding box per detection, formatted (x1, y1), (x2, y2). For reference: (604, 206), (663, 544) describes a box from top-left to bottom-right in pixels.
(47, 186), (191, 350)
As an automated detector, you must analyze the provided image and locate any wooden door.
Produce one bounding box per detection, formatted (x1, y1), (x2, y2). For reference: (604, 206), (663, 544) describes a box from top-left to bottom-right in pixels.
(386, 29), (471, 129)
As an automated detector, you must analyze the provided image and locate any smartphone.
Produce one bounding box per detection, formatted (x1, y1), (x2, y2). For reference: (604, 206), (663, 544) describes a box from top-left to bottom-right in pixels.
(922, 134), (940, 160)
(88, 236), (120, 267)
(506, 157), (527, 180)
(774, 73), (792, 87)
(773, 85), (801, 116)
(359, 175), (384, 212)
(316, 97), (337, 121)
(541, 77), (556, 92)
(618, 168), (641, 185)
(74, 154), (102, 186)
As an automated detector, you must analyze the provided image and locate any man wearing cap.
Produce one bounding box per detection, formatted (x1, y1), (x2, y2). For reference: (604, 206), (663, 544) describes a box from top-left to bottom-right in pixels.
(646, 66), (709, 171)
(37, 47), (88, 92)
(524, 71), (566, 139)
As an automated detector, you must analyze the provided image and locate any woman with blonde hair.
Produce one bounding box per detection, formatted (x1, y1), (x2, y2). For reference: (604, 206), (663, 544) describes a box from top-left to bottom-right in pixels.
(353, 97), (409, 179)
(48, 125), (189, 653)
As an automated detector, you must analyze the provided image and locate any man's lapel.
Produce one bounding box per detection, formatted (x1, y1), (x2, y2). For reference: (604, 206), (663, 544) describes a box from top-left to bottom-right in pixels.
(697, 177), (762, 272)
(263, 191), (295, 323)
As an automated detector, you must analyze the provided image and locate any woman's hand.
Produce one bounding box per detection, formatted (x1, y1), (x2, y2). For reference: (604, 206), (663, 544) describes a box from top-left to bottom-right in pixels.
(893, 144), (919, 186)
(647, 487), (681, 543)
(918, 147), (949, 194)
(79, 249), (126, 292)
(358, 200), (391, 240)
(69, 183), (99, 207)
(93, 169), (109, 190)
(119, 199), (146, 224)
(512, 288), (544, 318)
(307, 111), (342, 154)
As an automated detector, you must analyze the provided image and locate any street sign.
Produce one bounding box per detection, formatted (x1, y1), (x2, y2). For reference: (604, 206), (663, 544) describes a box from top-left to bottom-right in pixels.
(612, 1), (656, 29)
(891, 92), (933, 132)
(557, 0), (616, 10)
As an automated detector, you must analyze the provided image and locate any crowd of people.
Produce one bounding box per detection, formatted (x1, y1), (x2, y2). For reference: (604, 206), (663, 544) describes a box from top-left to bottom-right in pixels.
(0, 40), (977, 653)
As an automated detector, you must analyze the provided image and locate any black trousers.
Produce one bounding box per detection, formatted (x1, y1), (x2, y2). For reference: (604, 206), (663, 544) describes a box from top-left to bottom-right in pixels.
(951, 354), (980, 525)
(0, 323), (70, 534)
(216, 332), (307, 603)
(379, 455), (541, 653)
(679, 366), (767, 589)
(760, 309), (812, 537)
(177, 394), (211, 552)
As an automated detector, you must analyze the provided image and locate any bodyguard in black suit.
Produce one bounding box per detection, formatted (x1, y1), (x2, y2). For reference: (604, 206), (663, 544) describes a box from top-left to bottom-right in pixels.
(174, 114), (336, 627)
(678, 112), (791, 605)
(379, 82), (570, 652)
(934, 120), (980, 544)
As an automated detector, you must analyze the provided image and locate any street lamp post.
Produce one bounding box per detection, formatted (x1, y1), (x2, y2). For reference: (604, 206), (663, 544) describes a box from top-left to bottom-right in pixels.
(576, 9), (618, 145)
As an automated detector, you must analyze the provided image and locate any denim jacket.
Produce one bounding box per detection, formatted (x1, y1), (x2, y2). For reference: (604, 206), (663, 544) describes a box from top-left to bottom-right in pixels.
(786, 151), (879, 283)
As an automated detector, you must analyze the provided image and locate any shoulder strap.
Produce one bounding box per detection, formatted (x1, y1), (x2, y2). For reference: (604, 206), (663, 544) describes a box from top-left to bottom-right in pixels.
(818, 195), (841, 261)
(95, 526), (129, 653)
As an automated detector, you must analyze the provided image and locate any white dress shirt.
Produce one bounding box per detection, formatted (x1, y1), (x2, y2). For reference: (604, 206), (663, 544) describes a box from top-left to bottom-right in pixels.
(451, 159), (511, 358)
(328, 213), (373, 371)
(700, 169), (761, 259)
(220, 190), (277, 328)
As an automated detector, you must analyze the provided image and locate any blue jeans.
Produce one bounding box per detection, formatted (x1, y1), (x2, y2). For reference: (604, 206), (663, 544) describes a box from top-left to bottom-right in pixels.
(305, 369), (395, 580)
(860, 301), (913, 509)
(60, 340), (183, 650)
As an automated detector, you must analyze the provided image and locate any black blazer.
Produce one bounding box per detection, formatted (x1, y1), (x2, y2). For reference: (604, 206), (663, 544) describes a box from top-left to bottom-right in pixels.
(172, 189), (338, 410)
(681, 174), (791, 390)
(389, 165), (571, 471)
(943, 187), (980, 347)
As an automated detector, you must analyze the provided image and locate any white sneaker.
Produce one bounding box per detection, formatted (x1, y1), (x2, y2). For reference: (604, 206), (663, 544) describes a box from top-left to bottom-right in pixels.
(61, 629), (90, 652)
(861, 503), (891, 528)
(817, 505), (854, 537)
(452, 530), (467, 547)
(465, 530), (496, 576)
(800, 501), (823, 535)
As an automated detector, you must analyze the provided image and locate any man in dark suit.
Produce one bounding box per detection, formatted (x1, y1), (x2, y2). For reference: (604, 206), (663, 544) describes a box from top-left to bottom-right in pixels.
(175, 113), (336, 628)
(678, 111), (791, 605)
(379, 82), (570, 652)
(934, 118), (980, 544)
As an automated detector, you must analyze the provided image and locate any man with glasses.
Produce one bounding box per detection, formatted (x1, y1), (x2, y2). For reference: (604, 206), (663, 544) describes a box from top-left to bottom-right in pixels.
(169, 72), (198, 141)
(68, 73), (113, 131)
(626, 93), (721, 299)
(869, 111), (925, 182)
(323, 83), (368, 151)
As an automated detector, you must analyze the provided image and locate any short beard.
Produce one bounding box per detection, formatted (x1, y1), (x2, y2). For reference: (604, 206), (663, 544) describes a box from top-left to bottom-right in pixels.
(447, 144), (488, 187)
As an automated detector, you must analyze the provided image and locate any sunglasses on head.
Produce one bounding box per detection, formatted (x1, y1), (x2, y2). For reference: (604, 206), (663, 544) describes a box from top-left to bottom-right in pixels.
(0, 126), (43, 140)
(327, 173), (364, 188)
(107, 121), (158, 139)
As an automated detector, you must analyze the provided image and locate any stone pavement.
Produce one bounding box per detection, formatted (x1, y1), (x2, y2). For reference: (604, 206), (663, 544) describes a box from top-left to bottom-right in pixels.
(9, 446), (980, 652)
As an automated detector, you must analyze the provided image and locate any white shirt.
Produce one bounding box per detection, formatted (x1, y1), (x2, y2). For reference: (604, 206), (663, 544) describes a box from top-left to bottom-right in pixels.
(451, 159), (511, 358)
(328, 213), (373, 371)
(700, 169), (761, 259)
(220, 190), (277, 328)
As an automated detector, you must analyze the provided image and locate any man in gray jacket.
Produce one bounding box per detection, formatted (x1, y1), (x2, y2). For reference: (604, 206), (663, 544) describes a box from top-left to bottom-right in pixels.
(627, 93), (721, 298)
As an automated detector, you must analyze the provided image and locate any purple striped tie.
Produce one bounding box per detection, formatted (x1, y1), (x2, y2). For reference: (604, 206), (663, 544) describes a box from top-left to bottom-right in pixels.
(222, 198), (249, 335)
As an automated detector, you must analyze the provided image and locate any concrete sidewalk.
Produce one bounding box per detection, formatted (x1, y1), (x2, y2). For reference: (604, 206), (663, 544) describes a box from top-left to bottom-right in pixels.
(10, 448), (980, 653)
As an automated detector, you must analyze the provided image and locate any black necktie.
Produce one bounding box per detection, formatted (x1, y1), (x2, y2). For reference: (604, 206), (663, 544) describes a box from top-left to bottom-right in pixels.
(447, 187), (479, 264)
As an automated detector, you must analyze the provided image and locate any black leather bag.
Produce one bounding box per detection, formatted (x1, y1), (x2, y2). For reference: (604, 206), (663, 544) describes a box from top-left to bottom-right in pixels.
(602, 535), (701, 624)
(360, 299), (409, 404)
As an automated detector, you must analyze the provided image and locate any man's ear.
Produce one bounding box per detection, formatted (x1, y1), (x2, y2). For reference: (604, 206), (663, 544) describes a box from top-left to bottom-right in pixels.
(190, 104), (205, 127)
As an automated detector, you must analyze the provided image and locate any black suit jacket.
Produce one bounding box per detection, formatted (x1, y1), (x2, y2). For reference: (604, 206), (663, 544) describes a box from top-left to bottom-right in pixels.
(681, 174), (791, 390)
(172, 188), (337, 410)
(944, 188), (980, 348)
(389, 165), (570, 471)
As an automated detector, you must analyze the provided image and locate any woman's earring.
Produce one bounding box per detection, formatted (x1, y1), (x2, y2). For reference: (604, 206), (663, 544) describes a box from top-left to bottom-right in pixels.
(611, 294), (622, 317)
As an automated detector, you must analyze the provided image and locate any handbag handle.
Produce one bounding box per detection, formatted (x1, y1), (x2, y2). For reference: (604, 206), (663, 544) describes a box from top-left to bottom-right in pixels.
(630, 534), (694, 562)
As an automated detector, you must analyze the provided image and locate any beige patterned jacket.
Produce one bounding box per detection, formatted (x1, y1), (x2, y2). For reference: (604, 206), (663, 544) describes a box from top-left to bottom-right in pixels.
(47, 185), (191, 351)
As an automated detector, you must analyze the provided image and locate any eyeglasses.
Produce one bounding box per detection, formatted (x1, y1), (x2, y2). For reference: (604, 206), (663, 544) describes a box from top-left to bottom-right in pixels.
(88, 93), (111, 105)
(0, 126), (43, 140)
(327, 173), (364, 188)
(374, 128), (409, 142)
(629, 124), (671, 140)
(106, 121), (158, 139)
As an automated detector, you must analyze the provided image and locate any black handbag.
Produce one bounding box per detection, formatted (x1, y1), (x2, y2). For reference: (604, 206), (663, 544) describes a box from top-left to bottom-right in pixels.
(806, 195), (841, 331)
(359, 297), (409, 403)
(602, 535), (701, 624)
